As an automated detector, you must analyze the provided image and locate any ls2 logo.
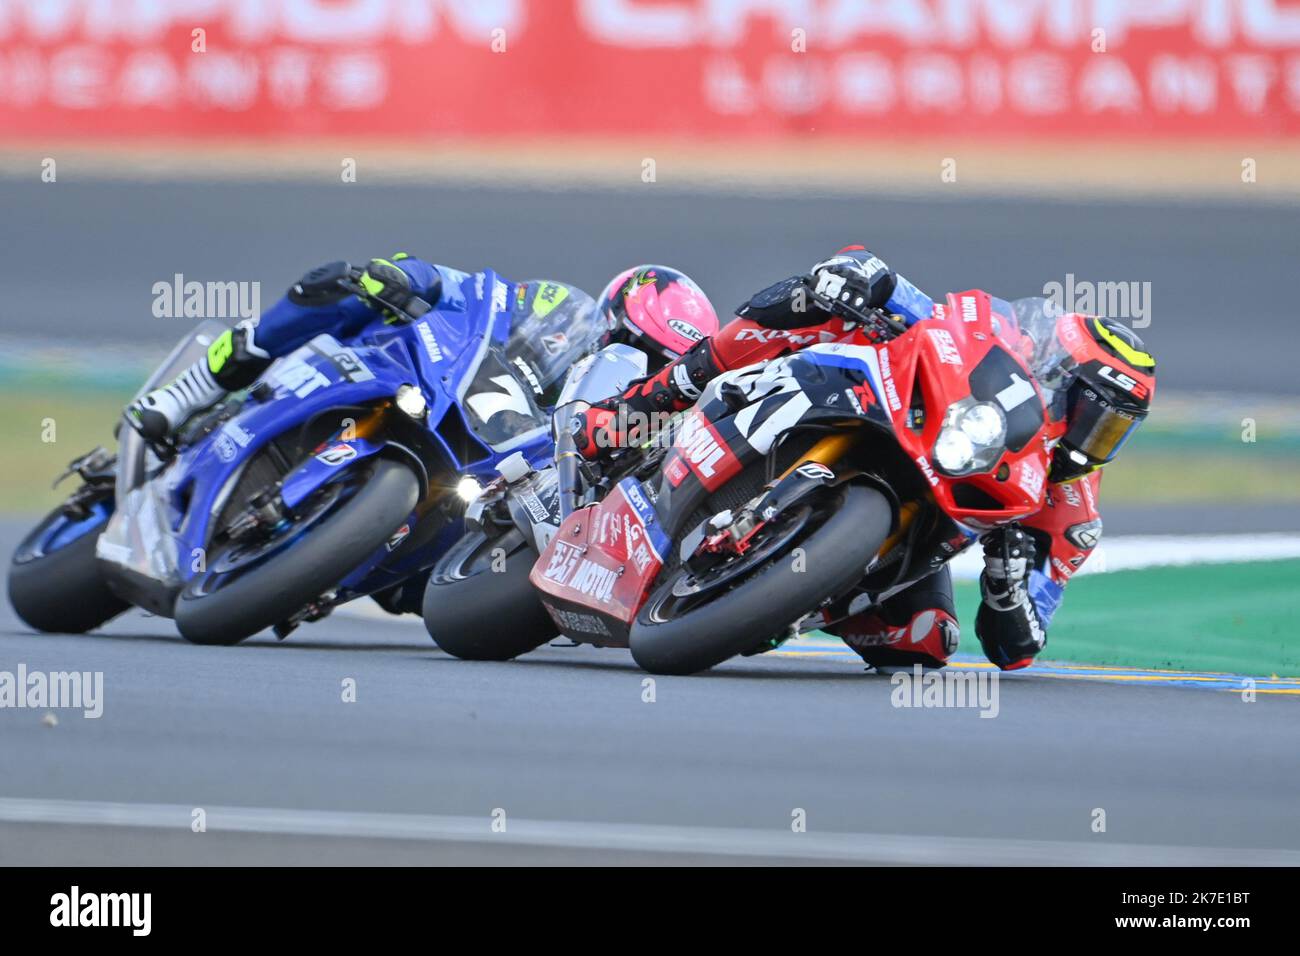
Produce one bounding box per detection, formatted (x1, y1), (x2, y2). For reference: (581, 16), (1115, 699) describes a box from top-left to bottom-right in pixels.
(1096, 364), (1148, 399)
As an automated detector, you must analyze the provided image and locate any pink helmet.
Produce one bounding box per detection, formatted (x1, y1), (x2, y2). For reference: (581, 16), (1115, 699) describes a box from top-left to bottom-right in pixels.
(597, 265), (719, 371)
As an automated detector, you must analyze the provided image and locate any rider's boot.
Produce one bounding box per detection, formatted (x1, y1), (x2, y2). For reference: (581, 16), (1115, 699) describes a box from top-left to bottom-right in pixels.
(123, 325), (270, 443)
(827, 606), (960, 669)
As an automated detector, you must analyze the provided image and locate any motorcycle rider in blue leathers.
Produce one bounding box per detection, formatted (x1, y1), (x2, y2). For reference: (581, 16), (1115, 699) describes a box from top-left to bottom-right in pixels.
(126, 256), (452, 441)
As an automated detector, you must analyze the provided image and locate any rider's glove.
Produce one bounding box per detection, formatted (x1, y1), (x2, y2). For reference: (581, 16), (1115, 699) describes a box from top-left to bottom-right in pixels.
(977, 524), (1047, 669)
(806, 246), (897, 318)
(979, 524), (1036, 612)
(573, 402), (622, 461)
(356, 258), (431, 322)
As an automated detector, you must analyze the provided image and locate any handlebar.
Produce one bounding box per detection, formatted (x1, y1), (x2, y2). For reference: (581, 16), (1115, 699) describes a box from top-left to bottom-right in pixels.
(805, 277), (909, 341)
(337, 268), (431, 324)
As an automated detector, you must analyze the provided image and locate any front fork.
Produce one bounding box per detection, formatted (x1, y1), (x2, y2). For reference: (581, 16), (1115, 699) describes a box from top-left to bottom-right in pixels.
(701, 428), (918, 574)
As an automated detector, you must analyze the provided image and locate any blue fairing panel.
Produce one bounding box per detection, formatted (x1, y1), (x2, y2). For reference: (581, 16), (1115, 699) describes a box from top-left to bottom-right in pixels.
(1028, 569), (1064, 629)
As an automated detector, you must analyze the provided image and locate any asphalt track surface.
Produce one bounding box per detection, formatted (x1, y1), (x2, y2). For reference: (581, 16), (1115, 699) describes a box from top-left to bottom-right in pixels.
(2, 181), (1297, 864)
(2, 515), (1297, 865)
(0, 177), (1295, 395)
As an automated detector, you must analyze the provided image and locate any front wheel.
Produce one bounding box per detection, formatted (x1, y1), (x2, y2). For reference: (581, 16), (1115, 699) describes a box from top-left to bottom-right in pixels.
(423, 528), (557, 660)
(174, 458), (419, 646)
(629, 484), (892, 675)
(8, 503), (127, 634)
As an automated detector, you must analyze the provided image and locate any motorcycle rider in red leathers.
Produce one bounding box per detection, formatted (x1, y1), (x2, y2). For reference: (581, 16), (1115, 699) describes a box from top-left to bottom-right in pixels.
(574, 247), (1156, 671)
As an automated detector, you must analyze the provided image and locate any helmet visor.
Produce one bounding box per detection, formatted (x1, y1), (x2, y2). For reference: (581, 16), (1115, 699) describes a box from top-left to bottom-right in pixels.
(1063, 386), (1142, 465)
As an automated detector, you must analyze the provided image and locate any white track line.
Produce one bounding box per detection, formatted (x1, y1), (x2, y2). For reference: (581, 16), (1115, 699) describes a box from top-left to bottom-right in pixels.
(947, 533), (1300, 580)
(1, 797), (1296, 865)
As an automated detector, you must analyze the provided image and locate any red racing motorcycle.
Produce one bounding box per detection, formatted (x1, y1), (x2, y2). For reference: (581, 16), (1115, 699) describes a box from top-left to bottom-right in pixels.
(530, 291), (1074, 675)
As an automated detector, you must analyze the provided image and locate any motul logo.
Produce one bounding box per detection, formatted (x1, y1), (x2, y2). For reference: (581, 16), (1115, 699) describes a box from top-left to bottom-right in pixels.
(684, 429), (724, 476)
(678, 415), (727, 478)
(569, 559), (617, 604)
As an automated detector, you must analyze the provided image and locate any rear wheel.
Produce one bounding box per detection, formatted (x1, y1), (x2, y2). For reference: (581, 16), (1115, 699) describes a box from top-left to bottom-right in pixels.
(423, 528), (557, 660)
(8, 503), (128, 634)
(629, 483), (891, 675)
(174, 458), (419, 646)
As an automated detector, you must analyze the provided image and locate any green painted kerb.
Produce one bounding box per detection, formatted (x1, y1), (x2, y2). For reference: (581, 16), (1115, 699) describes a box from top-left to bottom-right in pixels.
(956, 559), (1300, 677)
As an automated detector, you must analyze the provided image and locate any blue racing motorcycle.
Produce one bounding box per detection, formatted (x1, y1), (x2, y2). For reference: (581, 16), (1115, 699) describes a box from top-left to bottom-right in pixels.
(7, 268), (604, 646)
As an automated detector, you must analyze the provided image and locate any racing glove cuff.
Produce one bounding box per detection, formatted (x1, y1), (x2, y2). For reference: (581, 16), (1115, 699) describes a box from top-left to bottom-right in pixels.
(976, 525), (1046, 669)
(356, 258), (432, 322)
(807, 247), (898, 317)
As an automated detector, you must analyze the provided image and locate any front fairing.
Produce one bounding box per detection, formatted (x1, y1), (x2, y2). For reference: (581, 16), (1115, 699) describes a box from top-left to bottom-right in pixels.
(883, 290), (1057, 530)
(430, 270), (600, 455)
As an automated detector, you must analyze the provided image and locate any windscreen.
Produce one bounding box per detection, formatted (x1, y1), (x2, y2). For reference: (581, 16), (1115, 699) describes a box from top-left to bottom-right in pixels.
(1007, 296), (1079, 421)
(503, 280), (604, 403)
(462, 281), (604, 449)
(555, 342), (648, 407)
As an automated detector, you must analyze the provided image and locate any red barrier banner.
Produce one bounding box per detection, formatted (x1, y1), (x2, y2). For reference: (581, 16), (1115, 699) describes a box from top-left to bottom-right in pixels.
(2, 0), (1299, 139)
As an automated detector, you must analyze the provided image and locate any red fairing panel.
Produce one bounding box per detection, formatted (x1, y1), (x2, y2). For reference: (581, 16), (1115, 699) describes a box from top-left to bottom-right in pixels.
(530, 480), (667, 646)
(886, 290), (1060, 528)
(709, 315), (862, 372)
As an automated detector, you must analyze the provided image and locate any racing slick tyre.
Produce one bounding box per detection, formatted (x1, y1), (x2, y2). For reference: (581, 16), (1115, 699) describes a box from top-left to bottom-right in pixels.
(630, 483), (891, 676)
(423, 529), (558, 660)
(8, 505), (128, 634)
(174, 458), (419, 646)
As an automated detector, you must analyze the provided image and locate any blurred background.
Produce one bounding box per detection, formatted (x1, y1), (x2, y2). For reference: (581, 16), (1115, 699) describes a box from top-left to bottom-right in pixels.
(3, 0), (1298, 524)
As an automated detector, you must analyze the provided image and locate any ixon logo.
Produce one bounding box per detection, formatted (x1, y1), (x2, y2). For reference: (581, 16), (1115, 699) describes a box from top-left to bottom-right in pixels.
(1042, 274), (1151, 329)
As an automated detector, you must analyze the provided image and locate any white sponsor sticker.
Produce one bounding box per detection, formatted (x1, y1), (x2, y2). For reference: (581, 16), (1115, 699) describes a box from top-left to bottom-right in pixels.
(1018, 459), (1046, 499)
(915, 454), (940, 487)
(927, 327), (962, 366)
(315, 443), (357, 466)
(416, 321), (444, 364)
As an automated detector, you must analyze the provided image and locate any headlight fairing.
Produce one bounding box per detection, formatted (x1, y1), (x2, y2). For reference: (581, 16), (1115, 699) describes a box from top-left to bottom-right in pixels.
(931, 398), (1009, 477)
